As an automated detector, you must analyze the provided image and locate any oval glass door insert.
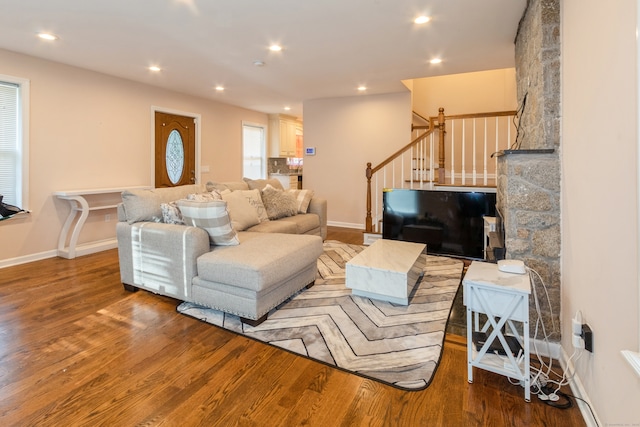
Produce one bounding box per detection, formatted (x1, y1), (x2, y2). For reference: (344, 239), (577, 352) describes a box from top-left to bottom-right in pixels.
(166, 129), (185, 184)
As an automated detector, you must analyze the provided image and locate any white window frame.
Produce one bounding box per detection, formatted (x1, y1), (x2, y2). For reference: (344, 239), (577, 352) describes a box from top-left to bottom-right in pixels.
(242, 121), (267, 179)
(0, 74), (30, 210)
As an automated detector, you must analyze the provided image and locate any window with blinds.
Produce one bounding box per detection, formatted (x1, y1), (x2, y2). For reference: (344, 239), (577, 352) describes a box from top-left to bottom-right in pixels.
(242, 123), (266, 180)
(0, 77), (28, 209)
(0, 82), (19, 206)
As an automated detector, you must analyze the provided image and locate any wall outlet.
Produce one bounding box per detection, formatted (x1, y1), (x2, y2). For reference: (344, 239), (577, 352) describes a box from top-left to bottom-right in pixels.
(105, 214), (111, 222)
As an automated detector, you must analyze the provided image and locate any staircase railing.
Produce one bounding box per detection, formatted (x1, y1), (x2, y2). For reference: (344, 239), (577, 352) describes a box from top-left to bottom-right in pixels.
(365, 107), (517, 234)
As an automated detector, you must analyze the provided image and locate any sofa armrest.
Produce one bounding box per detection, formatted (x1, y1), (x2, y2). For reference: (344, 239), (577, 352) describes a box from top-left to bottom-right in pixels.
(308, 197), (327, 240)
(117, 221), (210, 300)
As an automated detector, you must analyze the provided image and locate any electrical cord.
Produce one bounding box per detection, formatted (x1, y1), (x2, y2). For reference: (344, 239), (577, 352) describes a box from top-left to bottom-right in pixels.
(564, 393), (601, 427)
(527, 266), (558, 391)
(510, 92), (527, 150)
(507, 266), (578, 408)
(490, 91), (528, 157)
(478, 262), (597, 423)
(517, 266), (600, 427)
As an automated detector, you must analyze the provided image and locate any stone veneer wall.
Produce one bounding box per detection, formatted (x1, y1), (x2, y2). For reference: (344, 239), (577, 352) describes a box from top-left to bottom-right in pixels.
(497, 0), (562, 339)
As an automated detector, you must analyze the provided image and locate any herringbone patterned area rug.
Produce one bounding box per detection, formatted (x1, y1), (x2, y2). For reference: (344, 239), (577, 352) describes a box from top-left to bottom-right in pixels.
(177, 241), (464, 390)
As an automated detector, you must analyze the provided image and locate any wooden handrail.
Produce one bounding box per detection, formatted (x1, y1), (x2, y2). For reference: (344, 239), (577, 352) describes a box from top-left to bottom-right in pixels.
(412, 110), (431, 124)
(430, 110), (517, 123)
(370, 129), (435, 175)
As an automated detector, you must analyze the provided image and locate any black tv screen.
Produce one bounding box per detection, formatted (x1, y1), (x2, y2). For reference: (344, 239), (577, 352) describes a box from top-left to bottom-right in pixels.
(382, 188), (496, 259)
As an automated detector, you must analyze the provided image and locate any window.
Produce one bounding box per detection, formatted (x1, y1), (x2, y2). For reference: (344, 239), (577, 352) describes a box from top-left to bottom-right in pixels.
(242, 122), (266, 179)
(0, 75), (29, 209)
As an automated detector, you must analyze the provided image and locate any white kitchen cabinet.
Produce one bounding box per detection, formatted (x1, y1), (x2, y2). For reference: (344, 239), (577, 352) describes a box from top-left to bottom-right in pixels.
(269, 114), (302, 157)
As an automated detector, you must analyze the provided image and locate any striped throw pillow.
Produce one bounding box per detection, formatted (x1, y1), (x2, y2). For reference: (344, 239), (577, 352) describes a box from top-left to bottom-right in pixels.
(176, 199), (239, 246)
(288, 189), (314, 213)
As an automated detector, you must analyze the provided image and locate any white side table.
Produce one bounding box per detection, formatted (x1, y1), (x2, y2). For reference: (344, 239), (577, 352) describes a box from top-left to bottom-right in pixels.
(462, 261), (532, 401)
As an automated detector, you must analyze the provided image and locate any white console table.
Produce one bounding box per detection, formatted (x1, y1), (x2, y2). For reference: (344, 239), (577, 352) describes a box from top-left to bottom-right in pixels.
(463, 261), (532, 401)
(53, 186), (149, 259)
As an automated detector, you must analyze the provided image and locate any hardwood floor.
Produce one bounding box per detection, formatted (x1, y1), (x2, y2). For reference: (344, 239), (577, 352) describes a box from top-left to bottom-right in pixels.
(0, 226), (586, 426)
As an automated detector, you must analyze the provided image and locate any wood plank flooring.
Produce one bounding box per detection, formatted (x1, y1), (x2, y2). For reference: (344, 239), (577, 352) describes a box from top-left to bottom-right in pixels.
(0, 226), (587, 426)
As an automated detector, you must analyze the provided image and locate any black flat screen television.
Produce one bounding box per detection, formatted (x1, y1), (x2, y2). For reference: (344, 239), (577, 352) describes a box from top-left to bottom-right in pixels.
(382, 188), (496, 259)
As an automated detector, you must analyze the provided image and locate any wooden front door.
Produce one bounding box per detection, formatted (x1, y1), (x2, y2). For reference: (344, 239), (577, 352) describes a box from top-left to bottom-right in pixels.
(155, 111), (196, 187)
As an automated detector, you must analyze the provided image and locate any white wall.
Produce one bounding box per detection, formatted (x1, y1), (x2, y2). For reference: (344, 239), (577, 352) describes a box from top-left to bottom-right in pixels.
(303, 92), (412, 228)
(562, 0), (640, 424)
(0, 48), (267, 263)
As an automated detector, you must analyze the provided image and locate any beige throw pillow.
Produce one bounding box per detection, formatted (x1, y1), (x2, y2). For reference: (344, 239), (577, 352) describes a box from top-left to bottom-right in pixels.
(241, 189), (270, 222)
(221, 191), (261, 231)
(176, 199), (239, 246)
(261, 184), (298, 220)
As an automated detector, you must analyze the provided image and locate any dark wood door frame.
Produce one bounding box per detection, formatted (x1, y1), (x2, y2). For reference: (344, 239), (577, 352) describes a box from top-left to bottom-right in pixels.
(151, 107), (201, 187)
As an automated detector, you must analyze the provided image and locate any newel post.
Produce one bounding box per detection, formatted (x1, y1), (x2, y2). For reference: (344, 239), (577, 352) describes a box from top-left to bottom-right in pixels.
(438, 107), (446, 184)
(365, 162), (372, 233)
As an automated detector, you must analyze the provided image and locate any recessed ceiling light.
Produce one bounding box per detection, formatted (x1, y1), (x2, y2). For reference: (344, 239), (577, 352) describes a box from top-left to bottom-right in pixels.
(148, 65), (161, 72)
(430, 58), (442, 64)
(253, 60), (265, 67)
(414, 16), (431, 24)
(269, 44), (283, 52)
(358, 86), (367, 92)
(37, 32), (58, 41)
(284, 106), (291, 111)
(215, 85), (225, 92)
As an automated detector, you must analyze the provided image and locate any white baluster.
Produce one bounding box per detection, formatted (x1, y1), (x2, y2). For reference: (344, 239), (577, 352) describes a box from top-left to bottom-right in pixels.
(450, 120), (455, 187)
(483, 117), (488, 186)
(472, 119), (477, 186)
(462, 119), (466, 186)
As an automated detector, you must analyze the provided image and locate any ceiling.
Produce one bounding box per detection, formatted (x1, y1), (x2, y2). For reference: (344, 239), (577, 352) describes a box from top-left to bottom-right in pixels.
(0, 0), (527, 118)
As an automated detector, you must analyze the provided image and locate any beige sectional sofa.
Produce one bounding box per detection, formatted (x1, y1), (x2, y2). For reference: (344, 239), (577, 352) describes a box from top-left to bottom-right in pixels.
(116, 178), (326, 325)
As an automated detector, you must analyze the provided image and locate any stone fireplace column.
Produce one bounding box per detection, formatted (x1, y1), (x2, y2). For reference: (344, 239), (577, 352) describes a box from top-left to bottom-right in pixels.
(499, 0), (561, 339)
(497, 150), (560, 337)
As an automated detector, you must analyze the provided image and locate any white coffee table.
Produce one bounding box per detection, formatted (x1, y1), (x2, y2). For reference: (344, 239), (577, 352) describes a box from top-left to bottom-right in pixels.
(345, 239), (426, 305)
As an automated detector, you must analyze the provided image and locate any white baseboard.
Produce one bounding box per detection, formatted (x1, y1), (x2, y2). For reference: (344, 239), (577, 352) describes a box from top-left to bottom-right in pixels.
(559, 346), (601, 427)
(56, 238), (118, 259)
(1, 238), (118, 268)
(530, 338), (562, 360)
(0, 249), (57, 269)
